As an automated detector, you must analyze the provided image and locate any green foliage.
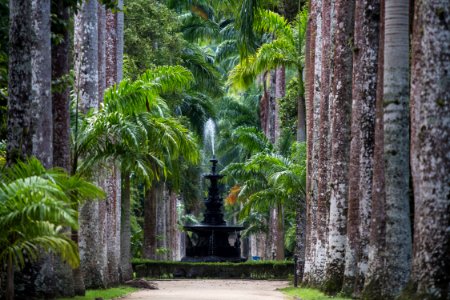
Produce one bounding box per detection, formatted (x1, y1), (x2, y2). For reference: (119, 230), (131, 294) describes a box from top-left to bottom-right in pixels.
(228, 7), (308, 91)
(124, 0), (183, 77)
(57, 286), (138, 300)
(132, 259), (294, 279)
(75, 65), (199, 184)
(281, 287), (351, 300)
(222, 128), (306, 245)
(279, 77), (302, 134)
(0, 158), (104, 271)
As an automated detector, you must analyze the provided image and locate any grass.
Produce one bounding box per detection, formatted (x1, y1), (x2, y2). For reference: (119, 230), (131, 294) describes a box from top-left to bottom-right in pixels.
(58, 286), (138, 300)
(281, 287), (351, 300)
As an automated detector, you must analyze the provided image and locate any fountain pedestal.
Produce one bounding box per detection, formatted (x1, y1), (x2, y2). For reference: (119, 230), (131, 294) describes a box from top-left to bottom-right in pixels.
(182, 158), (246, 262)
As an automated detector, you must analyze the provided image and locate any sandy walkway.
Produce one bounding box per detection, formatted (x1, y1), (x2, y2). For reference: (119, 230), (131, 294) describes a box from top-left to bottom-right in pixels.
(122, 279), (290, 300)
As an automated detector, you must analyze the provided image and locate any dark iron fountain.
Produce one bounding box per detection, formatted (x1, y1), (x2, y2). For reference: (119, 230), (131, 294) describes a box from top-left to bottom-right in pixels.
(182, 156), (246, 262)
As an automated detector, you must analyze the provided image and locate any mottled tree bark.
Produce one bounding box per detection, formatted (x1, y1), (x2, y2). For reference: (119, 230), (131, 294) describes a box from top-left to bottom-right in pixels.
(303, 0), (317, 284)
(120, 171), (133, 280)
(324, 0), (354, 293)
(407, 1), (450, 299)
(51, 1), (76, 297)
(314, 0), (333, 283)
(105, 164), (121, 285)
(342, 0), (380, 296)
(74, 0), (104, 289)
(143, 182), (160, 259)
(310, 0), (323, 281)
(104, 5), (122, 285)
(381, 0), (412, 297)
(7, 0), (32, 165)
(52, 1), (71, 173)
(30, 0), (52, 167)
(168, 192), (179, 260)
(95, 5), (109, 289)
(362, 2), (387, 298)
(156, 184), (168, 260)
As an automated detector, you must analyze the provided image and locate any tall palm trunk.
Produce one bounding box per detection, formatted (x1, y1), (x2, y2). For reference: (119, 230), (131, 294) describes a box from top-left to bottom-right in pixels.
(7, 0), (32, 165)
(30, 0), (52, 167)
(74, 0), (103, 290)
(314, 0), (333, 283)
(408, 1), (450, 298)
(143, 182), (160, 259)
(342, 0), (380, 296)
(51, 1), (76, 296)
(303, 0), (318, 284)
(381, 1), (412, 297)
(324, 0), (355, 293)
(120, 170), (133, 280)
(362, 2), (386, 297)
(101, 3), (124, 285)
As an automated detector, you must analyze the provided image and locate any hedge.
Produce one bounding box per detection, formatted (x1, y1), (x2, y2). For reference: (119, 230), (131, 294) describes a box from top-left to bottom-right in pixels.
(132, 259), (295, 279)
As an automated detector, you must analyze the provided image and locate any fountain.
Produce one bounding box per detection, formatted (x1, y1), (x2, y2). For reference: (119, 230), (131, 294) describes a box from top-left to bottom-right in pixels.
(181, 120), (246, 262)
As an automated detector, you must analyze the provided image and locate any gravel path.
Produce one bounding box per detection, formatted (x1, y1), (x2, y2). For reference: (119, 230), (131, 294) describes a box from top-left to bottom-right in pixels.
(122, 279), (290, 300)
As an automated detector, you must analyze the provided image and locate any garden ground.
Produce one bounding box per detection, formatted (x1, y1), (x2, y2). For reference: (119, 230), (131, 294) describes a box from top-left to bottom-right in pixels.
(122, 279), (289, 299)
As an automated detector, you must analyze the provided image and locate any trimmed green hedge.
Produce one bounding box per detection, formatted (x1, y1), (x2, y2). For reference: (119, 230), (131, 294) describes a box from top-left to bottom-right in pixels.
(132, 259), (294, 279)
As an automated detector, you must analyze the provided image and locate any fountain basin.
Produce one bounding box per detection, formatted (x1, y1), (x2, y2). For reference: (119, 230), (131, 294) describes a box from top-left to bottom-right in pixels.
(181, 156), (247, 263)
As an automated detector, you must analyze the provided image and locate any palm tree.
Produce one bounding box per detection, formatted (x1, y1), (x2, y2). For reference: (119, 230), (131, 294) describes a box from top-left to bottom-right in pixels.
(0, 158), (104, 300)
(75, 65), (198, 273)
(222, 126), (307, 261)
(408, 2), (450, 298)
(228, 8), (308, 141)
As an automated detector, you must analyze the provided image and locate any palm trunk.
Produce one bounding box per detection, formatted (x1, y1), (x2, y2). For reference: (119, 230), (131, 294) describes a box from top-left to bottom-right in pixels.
(381, 0), (412, 297)
(6, 255), (14, 300)
(7, 0), (32, 164)
(276, 203), (285, 260)
(143, 182), (159, 259)
(314, 0), (333, 283)
(303, 0), (317, 284)
(295, 196), (306, 280)
(324, 0), (355, 293)
(343, 0), (380, 296)
(156, 184), (168, 260)
(407, 1), (450, 298)
(362, 2), (386, 297)
(74, 0), (102, 289)
(120, 170), (133, 281)
(30, 0), (52, 167)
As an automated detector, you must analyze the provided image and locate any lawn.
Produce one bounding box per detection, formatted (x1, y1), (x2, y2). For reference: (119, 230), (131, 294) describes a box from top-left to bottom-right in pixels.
(58, 286), (137, 300)
(281, 287), (351, 300)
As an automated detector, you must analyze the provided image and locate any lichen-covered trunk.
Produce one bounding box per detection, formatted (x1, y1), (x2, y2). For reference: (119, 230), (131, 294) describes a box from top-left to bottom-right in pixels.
(168, 192), (179, 260)
(104, 5), (122, 285)
(275, 203), (285, 260)
(303, 0), (317, 284)
(52, 1), (71, 173)
(30, 0), (52, 167)
(324, 0), (354, 293)
(105, 164), (121, 285)
(362, 2), (387, 298)
(95, 4), (109, 289)
(143, 182), (160, 259)
(74, 0), (104, 289)
(408, 1), (450, 299)
(51, 3), (75, 295)
(380, 1), (412, 297)
(156, 184), (168, 260)
(7, 0), (32, 164)
(295, 196), (306, 280)
(314, 0), (333, 283)
(342, 0), (379, 296)
(310, 0), (323, 281)
(120, 171), (132, 281)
